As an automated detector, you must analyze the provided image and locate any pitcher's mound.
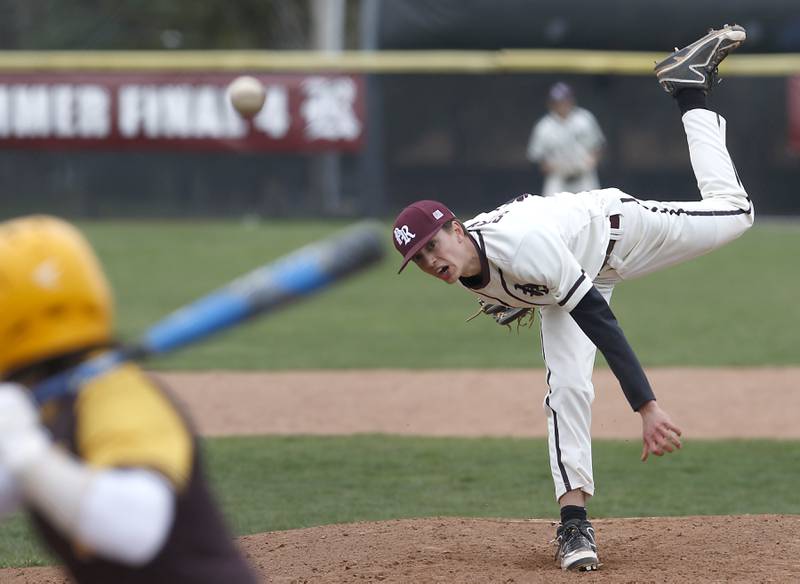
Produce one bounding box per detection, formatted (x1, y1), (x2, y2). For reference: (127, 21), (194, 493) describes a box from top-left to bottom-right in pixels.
(4, 515), (797, 583)
(245, 515), (797, 583)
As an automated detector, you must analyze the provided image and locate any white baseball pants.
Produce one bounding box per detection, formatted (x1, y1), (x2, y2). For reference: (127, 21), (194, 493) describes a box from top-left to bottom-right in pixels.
(539, 108), (754, 501)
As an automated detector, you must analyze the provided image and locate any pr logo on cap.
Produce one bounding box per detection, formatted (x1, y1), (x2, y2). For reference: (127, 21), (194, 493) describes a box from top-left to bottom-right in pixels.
(391, 199), (456, 273)
(394, 225), (416, 246)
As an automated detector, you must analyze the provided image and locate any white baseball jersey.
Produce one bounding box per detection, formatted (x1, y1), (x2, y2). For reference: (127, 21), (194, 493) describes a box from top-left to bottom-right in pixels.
(464, 109), (753, 502)
(527, 106), (605, 196)
(461, 190), (624, 312)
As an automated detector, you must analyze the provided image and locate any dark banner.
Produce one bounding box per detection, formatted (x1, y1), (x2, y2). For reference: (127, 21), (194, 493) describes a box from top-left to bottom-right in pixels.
(0, 73), (365, 152)
(1, 73), (797, 218)
(378, 0), (800, 52)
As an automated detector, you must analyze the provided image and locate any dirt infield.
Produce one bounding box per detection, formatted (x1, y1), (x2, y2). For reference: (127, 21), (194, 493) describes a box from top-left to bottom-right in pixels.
(157, 367), (800, 439)
(3, 367), (798, 583)
(7, 515), (800, 583)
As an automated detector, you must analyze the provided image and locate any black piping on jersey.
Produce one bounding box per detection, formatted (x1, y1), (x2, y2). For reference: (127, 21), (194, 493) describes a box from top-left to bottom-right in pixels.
(497, 268), (548, 306)
(540, 328), (572, 493)
(460, 230), (491, 289)
(459, 229), (507, 304)
(558, 271), (587, 308)
(620, 196), (752, 217)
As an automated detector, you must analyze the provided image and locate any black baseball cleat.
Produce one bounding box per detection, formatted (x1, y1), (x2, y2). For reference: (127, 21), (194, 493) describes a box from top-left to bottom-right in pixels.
(655, 24), (746, 95)
(553, 518), (600, 571)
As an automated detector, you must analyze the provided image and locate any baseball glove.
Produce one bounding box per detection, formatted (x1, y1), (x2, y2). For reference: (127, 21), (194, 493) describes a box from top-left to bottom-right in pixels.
(466, 300), (535, 330)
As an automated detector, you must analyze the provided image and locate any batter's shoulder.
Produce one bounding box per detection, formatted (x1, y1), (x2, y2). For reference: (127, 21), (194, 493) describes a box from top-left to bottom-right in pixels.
(74, 363), (194, 490)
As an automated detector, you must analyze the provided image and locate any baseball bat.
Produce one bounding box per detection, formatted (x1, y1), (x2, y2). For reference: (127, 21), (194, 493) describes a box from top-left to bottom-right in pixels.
(33, 221), (386, 405)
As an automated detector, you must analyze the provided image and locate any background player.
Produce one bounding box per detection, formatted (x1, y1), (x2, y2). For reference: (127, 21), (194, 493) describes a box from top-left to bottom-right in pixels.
(0, 216), (258, 583)
(526, 81), (606, 196)
(392, 25), (751, 571)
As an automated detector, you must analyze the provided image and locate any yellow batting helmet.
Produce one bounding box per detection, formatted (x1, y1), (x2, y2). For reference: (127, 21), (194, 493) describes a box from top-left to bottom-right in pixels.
(0, 215), (113, 377)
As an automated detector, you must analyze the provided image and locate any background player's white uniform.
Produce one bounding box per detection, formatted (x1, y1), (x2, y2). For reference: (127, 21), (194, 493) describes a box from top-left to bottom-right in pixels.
(465, 108), (752, 500)
(527, 106), (606, 196)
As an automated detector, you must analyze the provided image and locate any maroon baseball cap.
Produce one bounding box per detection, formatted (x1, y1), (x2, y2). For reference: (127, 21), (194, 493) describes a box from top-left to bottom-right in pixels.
(392, 200), (455, 273)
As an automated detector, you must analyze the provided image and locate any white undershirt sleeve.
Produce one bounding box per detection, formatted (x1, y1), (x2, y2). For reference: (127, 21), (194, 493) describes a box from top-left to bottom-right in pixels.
(76, 468), (175, 566)
(18, 447), (175, 566)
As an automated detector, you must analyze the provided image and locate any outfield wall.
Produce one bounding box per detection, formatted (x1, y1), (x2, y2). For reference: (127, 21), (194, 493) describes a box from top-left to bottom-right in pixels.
(0, 50), (797, 218)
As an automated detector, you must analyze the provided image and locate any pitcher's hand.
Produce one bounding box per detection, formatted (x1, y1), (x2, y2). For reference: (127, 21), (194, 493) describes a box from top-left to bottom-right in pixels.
(638, 400), (682, 462)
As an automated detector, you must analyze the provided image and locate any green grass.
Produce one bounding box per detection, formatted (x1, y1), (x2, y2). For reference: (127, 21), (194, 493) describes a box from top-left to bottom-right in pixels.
(2, 435), (798, 567)
(207, 436), (800, 522)
(77, 220), (799, 369)
(2, 221), (794, 568)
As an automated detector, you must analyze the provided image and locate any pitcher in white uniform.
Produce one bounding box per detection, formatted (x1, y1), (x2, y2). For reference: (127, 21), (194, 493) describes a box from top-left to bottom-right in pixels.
(391, 25), (751, 572)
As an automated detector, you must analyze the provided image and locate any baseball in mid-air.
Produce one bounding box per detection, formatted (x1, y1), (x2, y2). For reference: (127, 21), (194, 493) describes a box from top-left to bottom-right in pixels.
(227, 75), (266, 118)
